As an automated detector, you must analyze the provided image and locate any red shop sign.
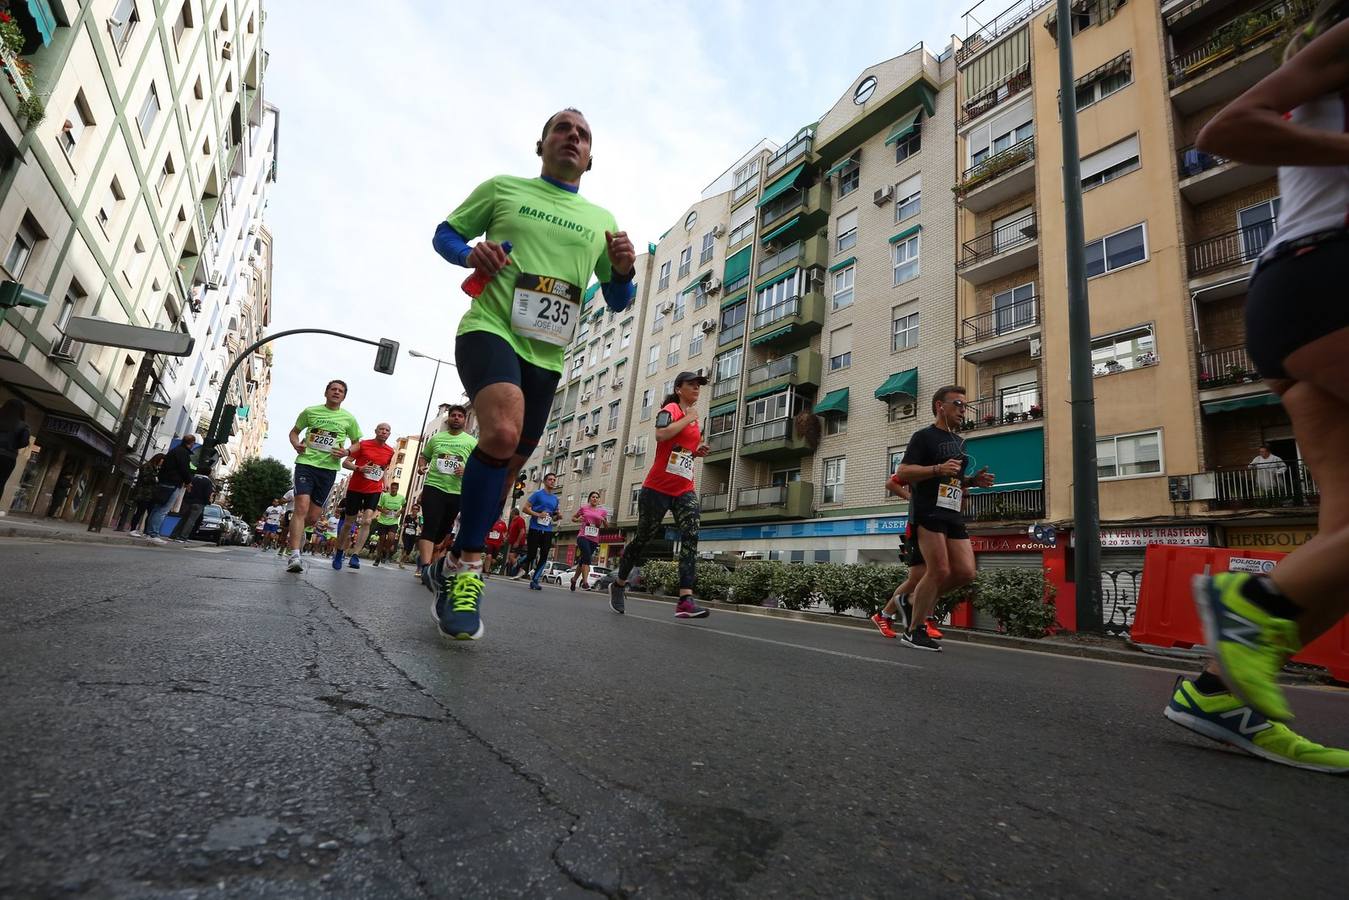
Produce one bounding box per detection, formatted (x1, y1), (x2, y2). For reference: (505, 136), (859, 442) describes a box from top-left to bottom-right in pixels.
(970, 535), (1052, 553)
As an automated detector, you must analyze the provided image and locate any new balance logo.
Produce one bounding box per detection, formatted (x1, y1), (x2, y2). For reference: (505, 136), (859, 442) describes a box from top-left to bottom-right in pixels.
(1221, 611), (1262, 648)
(1220, 706), (1270, 736)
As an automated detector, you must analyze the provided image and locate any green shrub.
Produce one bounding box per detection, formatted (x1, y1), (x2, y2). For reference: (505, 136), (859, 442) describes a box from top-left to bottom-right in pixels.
(635, 559), (734, 603)
(971, 568), (1057, 637)
(771, 563), (816, 611)
(937, 577), (979, 623)
(695, 562), (734, 604)
(730, 561), (780, 606)
(641, 560), (679, 596)
(850, 564), (910, 617)
(812, 563), (853, 614)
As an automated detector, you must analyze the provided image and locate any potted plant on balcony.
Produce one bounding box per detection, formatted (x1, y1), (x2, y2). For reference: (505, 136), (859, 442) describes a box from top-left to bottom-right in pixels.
(1029, 404), (1043, 419)
(0, 9), (24, 55)
(982, 413), (997, 427)
(1004, 410), (1020, 425)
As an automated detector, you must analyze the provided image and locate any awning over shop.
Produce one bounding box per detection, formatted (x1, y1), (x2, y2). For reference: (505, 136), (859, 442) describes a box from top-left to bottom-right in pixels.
(1201, 393), (1280, 414)
(963, 426), (1045, 493)
(761, 216), (800, 245)
(723, 246), (751, 286)
(884, 107), (922, 146)
(874, 368), (918, 401)
(814, 387), (849, 416)
(756, 163), (806, 208)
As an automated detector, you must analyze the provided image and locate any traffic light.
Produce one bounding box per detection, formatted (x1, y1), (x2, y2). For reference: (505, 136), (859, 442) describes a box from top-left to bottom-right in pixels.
(0, 280), (49, 310)
(374, 338), (399, 375)
(211, 404), (237, 446)
(512, 475), (526, 500)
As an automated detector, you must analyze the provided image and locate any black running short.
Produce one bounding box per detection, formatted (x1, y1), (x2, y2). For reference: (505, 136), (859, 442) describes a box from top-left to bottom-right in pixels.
(575, 537), (598, 566)
(902, 524), (925, 568)
(1247, 234), (1349, 380)
(344, 489), (381, 516)
(419, 485), (461, 544)
(455, 331), (561, 456)
(914, 518), (969, 542)
(373, 522), (398, 538)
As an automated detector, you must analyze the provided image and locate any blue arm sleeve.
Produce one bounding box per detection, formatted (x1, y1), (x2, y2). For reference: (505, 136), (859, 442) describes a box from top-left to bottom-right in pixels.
(600, 267), (636, 312)
(432, 221), (473, 268)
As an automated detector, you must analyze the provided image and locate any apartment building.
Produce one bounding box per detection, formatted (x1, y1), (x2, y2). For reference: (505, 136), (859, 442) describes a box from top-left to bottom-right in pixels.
(222, 223), (273, 468)
(0, 0), (274, 522)
(951, 0), (1313, 631)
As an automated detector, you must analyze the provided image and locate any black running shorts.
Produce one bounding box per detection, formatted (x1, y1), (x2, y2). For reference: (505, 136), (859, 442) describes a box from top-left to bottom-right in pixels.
(455, 331), (561, 456)
(1247, 234), (1349, 380)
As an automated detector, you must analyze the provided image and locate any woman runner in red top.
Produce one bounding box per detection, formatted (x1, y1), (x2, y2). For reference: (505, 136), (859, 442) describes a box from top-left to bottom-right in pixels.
(610, 372), (710, 618)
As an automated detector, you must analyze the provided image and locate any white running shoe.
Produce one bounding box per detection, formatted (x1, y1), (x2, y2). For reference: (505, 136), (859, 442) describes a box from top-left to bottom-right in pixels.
(286, 552), (304, 573)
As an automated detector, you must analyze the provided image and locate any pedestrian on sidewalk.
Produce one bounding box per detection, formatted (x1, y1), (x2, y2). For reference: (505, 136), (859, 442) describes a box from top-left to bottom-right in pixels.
(125, 453), (165, 536)
(170, 472), (215, 542)
(0, 398), (32, 514)
(610, 371), (711, 618)
(144, 435), (196, 544)
(1160, 1), (1349, 773)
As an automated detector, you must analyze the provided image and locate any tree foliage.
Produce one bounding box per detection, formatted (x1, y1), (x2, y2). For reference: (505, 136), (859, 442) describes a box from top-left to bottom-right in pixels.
(224, 457), (291, 524)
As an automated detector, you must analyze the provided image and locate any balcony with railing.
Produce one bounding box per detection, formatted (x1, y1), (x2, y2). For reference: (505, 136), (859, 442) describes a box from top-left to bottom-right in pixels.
(759, 181), (828, 240)
(746, 350), (822, 396)
(740, 417), (813, 462)
(699, 491), (731, 521)
(956, 0), (1053, 65)
(1187, 219), (1274, 280)
(756, 234), (827, 280)
(747, 290), (825, 350)
(958, 64), (1032, 128)
(766, 131), (813, 178)
(962, 487), (1046, 522)
(956, 137), (1036, 212)
(1171, 461), (1318, 512)
(957, 384), (1043, 434)
(957, 212), (1038, 284)
(1167, 0), (1314, 112)
(1196, 344), (1273, 407)
(1176, 145), (1274, 203)
(731, 480), (814, 521)
(712, 376), (741, 401)
(705, 429), (736, 463)
(957, 296), (1040, 362)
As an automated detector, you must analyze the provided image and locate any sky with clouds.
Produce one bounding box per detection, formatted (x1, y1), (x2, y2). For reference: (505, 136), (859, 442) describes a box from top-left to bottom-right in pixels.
(258, 0), (973, 460)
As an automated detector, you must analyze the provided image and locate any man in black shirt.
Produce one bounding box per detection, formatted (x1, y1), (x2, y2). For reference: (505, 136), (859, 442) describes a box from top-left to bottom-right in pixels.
(171, 473), (216, 541)
(896, 385), (995, 651)
(144, 434), (196, 544)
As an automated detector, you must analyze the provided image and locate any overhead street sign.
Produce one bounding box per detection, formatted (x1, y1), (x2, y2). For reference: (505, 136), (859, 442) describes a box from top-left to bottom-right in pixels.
(63, 317), (195, 356)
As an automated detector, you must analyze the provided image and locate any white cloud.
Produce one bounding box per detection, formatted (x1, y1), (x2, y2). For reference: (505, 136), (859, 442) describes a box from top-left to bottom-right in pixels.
(260, 0), (967, 461)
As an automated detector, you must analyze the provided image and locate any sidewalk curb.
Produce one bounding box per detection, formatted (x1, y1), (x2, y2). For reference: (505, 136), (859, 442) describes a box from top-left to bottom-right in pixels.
(1, 523), (163, 548)
(625, 591), (1334, 685)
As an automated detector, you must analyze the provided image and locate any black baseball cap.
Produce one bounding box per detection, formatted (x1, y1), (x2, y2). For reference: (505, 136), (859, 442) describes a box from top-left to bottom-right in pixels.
(674, 371), (709, 386)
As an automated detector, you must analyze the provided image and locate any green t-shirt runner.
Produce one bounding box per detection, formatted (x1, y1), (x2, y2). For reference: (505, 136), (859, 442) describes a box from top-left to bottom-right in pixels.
(446, 175), (619, 373)
(375, 492), (405, 526)
(421, 431), (479, 495)
(293, 405), (362, 471)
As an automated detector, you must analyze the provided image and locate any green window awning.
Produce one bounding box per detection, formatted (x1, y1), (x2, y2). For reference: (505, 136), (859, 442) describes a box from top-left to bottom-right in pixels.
(682, 272), (712, 294)
(963, 426), (1045, 494)
(756, 163), (807, 208)
(814, 387), (849, 416)
(755, 266), (799, 293)
(1201, 393), (1281, 414)
(709, 400), (738, 417)
(750, 325), (793, 346)
(724, 246), (751, 285)
(560, 414), (575, 425)
(888, 224), (922, 244)
(648, 241), (658, 255)
(596, 367), (609, 377)
(27, 0), (57, 46)
(875, 368), (918, 401)
(828, 256), (856, 273)
(547, 420), (560, 431)
(884, 107), (922, 146)
(744, 383), (788, 403)
(824, 153), (859, 179)
(721, 292), (747, 310)
(761, 216), (800, 245)
(583, 283), (601, 305)
(613, 356), (628, 367)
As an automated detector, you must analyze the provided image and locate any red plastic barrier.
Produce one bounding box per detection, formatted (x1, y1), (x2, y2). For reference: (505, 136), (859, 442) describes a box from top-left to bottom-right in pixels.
(1133, 544), (1349, 682)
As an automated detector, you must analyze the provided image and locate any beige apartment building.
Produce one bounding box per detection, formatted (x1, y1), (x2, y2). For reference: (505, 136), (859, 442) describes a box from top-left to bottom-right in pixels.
(0, 0), (273, 522)
(952, 0), (1314, 630)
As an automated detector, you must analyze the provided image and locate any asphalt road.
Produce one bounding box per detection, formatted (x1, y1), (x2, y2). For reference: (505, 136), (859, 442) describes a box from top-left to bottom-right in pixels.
(2, 538), (1347, 899)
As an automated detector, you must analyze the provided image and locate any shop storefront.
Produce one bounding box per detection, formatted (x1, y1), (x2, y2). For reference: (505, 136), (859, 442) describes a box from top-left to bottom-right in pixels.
(969, 533), (1052, 630)
(1221, 525), (1316, 551)
(1063, 526), (1211, 635)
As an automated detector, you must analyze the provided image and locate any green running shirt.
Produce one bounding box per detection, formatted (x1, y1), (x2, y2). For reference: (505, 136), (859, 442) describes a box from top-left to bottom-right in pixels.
(293, 405), (362, 471)
(421, 430), (479, 495)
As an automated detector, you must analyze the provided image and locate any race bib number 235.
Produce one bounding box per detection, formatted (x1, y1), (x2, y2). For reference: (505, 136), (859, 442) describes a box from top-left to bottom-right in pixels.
(511, 274), (581, 347)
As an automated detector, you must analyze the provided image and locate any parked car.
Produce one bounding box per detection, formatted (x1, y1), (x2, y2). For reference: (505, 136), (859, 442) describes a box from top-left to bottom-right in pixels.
(538, 561), (572, 585)
(558, 564), (612, 590)
(594, 567), (643, 592)
(191, 504), (226, 543)
(222, 515), (250, 545)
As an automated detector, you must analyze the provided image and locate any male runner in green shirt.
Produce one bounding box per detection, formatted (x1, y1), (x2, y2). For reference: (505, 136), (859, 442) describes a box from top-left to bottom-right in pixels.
(414, 404), (478, 588)
(285, 380), (362, 573)
(371, 484), (406, 566)
(430, 108), (636, 640)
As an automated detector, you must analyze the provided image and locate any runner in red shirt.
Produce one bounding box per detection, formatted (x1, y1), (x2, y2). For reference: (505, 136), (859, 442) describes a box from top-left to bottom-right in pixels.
(610, 371), (710, 618)
(483, 516), (507, 577)
(333, 422), (396, 570)
(505, 509), (528, 576)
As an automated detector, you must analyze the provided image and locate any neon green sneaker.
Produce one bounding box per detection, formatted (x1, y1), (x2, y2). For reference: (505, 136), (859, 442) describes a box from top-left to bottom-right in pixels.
(437, 571), (484, 641)
(1192, 573), (1300, 721)
(1164, 677), (1349, 774)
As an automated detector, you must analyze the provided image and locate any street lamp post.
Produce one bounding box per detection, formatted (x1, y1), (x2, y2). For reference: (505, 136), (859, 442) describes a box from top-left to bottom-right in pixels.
(399, 349), (456, 541)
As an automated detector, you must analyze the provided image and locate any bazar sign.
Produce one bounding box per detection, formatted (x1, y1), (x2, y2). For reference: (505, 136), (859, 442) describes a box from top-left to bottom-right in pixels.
(1224, 526), (1316, 550)
(1073, 526), (1210, 548)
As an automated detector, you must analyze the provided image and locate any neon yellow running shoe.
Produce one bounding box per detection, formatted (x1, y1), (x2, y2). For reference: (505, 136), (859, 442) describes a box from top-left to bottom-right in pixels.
(437, 571), (484, 641)
(1164, 677), (1349, 774)
(1192, 573), (1300, 721)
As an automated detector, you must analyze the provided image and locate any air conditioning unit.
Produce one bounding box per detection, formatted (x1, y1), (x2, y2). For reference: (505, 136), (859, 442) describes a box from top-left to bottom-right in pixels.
(49, 334), (81, 361)
(807, 269), (826, 287)
(579, 392), (591, 403)
(221, 40), (233, 59)
(206, 278), (222, 290)
(762, 241), (779, 254)
(705, 278), (722, 294)
(873, 184), (894, 205)
(586, 425), (599, 437)
(711, 224), (726, 238)
(623, 443), (637, 455)
(611, 378), (624, 389)
(1030, 337), (1042, 359)
(700, 318), (718, 333)
(572, 459), (584, 472)
(657, 300), (674, 314)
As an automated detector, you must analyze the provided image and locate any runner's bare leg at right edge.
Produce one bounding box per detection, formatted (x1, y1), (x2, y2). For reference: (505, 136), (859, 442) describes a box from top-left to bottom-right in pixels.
(430, 108), (636, 640)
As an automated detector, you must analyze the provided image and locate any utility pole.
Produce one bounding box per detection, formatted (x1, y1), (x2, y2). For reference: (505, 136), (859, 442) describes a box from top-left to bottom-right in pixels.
(87, 352), (156, 532)
(1055, 0), (1103, 631)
